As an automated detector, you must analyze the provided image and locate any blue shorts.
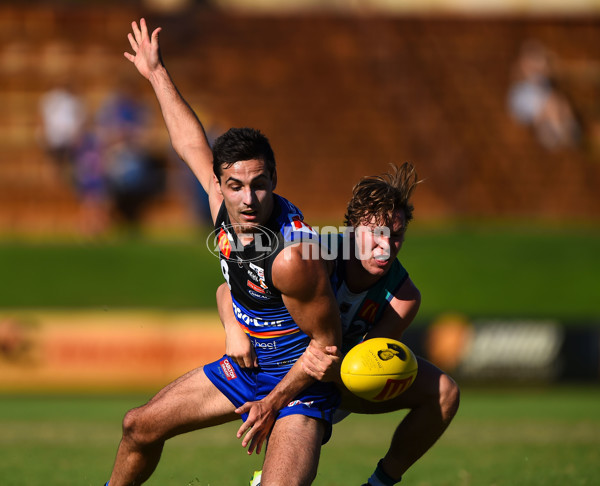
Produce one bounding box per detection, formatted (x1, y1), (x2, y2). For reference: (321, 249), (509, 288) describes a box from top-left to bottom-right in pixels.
(204, 355), (340, 444)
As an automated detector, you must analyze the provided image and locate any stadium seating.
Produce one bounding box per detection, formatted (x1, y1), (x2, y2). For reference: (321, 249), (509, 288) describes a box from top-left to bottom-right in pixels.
(1, 5), (599, 234)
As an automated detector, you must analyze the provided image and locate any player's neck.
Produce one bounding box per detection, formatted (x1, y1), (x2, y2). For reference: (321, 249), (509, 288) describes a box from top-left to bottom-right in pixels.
(344, 256), (379, 293)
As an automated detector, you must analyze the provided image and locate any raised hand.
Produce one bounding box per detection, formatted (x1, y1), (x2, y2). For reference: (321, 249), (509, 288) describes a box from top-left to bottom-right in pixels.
(124, 18), (163, 80)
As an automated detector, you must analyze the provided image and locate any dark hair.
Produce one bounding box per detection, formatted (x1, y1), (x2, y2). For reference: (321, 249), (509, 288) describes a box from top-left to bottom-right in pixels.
(344, 162), (420, 228)
(212, 127), (276, 181)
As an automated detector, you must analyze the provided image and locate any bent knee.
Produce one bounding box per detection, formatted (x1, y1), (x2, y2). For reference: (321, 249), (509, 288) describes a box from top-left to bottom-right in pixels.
(439, 374), (460, 422)
(122, 406), (160, 447)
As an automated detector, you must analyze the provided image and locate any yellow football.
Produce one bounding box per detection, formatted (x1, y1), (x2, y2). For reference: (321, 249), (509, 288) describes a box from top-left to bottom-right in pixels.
(340, 338), (418, 402)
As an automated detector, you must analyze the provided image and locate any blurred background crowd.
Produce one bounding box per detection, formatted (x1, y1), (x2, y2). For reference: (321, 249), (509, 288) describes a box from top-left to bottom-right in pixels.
(1, 0), (600, 237)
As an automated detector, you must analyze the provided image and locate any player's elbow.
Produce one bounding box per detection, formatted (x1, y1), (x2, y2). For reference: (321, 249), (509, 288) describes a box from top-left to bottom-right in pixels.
(216, 282), (230, 306)
(408, 281), (422, 309)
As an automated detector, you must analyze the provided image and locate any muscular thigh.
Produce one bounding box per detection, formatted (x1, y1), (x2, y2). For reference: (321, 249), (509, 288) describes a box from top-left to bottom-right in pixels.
(340, 357), (446, 414)
(262, 414), (325, 486)
(138, 366), (239, 440)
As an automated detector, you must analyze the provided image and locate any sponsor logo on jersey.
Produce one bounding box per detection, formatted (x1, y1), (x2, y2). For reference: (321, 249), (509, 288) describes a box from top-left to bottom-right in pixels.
(219, 358), (237, 380)
(251, 338), (278, 351)
(247, 270), (260, 283)
(358, 299), (380, 324)
(232, 302), (284, 328)
(248, 290), (270, 300)
(373, 376), (415, 401)
(217, 228), (231, 259)
(247, 280), (265, 294)
(249, 262), (268, 289)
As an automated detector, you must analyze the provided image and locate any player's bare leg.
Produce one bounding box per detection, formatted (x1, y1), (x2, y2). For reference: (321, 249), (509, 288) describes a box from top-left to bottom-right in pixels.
(343, 358), (460, 484)
(378, 359), (459, 482)
(107, 367), (238, 486)
(260, 414), (325, 486)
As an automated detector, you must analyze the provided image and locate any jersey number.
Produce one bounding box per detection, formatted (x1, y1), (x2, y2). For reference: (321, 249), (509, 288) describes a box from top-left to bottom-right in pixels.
(221, 259), (231, 290)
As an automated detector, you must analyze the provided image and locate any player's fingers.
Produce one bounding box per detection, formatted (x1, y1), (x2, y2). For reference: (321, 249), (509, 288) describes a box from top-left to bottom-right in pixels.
(139, 18), (149, 40)
(124, 52), (134, 62)
(127, 33), (138, 52)
(309, 345), (327, 360)
(241, 420), (263, 450)
(235, 402), (250, 415)
(241, 427), (253, 448)
(306, 347), (325, 365)
(151, 27), (162, 46)
(325, 345), (339, 356)
(247, 434), (262, 455)
(301, 361), (313, 377)
(131, 20), (142, 43)
(302, 360), (321, 379)
(246, 427), (268, 454)
(236, 419), (251, 439)
(254, 437), (264, 455)
(302, 352), (320, 371)
(250, 423), (272, 455)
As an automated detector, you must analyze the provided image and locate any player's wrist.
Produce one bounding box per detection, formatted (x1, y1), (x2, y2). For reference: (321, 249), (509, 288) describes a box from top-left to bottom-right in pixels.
(257, 397), (282, 416)
(147, 64), (169, 87)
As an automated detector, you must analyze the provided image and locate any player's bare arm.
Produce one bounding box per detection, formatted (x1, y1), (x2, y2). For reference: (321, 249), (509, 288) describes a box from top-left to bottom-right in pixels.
(216, 283), (258, 369)
(124, 18), (221, 220)
(302, 277), (420, 384)
(364, 277), (421, 341)
(234, 243), (342, 454)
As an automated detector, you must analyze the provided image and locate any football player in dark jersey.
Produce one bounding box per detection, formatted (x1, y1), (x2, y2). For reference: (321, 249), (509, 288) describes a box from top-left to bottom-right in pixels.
(221, 163), (460, 486)
(104, 19), (342, 486)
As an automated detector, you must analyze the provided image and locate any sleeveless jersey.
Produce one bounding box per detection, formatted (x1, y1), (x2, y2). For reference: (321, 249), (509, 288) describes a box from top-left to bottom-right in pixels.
(215, 193), (318, 375)
(329, 234), (409, 354)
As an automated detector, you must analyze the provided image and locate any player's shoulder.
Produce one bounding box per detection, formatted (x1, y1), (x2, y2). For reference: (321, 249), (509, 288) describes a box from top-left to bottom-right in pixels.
(384, 259), (411, 296)
(271, 240), (328, 297)
(388, 258), (408, 280)
(272, 194), (317, 243)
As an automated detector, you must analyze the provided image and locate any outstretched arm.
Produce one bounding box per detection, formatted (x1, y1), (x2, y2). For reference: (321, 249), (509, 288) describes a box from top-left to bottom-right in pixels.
(124, 18), (221, 220)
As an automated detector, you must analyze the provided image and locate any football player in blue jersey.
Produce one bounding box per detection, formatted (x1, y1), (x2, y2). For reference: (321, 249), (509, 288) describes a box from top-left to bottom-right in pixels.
(220, 163), (460, 486)
(104, 19), (343, 486)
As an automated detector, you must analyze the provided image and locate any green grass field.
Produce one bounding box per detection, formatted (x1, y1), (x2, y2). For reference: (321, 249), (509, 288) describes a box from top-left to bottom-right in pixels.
(2, 225), (600, 321)
(1, 386), (599, 486)
(2, 226), (599, 485)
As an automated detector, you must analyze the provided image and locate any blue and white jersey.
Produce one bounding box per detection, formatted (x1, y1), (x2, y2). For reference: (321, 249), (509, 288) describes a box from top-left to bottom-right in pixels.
(214, 194), (318, 375)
